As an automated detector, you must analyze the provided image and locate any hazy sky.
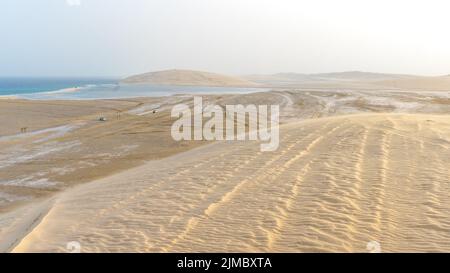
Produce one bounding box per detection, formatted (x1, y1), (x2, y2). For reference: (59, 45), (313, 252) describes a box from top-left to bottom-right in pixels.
(1, 0), (450, 77)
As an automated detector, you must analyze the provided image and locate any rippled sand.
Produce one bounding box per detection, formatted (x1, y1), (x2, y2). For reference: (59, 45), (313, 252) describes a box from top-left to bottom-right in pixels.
(10, 113), (450, 252)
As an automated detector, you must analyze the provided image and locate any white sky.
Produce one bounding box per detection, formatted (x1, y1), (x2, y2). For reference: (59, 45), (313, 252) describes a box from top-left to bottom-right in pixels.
(1, 0), (450, 77)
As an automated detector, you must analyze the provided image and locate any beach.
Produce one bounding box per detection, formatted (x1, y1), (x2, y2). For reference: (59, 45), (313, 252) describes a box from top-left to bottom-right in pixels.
(1, 87), (450, 252)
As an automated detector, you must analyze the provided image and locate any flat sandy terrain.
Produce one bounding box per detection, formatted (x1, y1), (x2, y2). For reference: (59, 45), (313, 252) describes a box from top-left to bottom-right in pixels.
(1, 88), (450, 252)
(0, 96), (205, 213)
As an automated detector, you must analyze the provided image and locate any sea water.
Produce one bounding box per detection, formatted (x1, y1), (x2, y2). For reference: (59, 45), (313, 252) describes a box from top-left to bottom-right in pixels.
(0, 78), (267, 100)
(0, 77), (117, 96)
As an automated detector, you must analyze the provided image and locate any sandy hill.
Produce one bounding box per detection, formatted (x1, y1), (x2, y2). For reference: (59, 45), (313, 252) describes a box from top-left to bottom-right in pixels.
(122, 69), (259, 87)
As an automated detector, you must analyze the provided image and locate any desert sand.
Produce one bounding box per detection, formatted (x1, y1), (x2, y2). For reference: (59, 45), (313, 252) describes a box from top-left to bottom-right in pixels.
(1, 86), (450, 252)
(7, 113), (450, 253)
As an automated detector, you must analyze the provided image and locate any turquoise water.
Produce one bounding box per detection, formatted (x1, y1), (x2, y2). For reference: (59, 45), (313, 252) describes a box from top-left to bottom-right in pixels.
(0, 78), (267, 100)
(0, 78), (117, 96)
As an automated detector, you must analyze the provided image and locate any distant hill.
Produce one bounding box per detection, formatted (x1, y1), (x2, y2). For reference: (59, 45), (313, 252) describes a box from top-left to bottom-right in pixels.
(312, 71), (413, 81)
(122, 69), (259, 87)
(244, 71), (450, 90)
(376, 75), (450, 91)
(122, 70), (450, 90)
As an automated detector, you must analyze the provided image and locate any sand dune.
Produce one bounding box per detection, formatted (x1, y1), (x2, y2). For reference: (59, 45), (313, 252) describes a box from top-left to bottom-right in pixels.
(10, 113), (450, 252)
(376, 75), (450, 91)
(244, 71), (413, 88)
(245, 71), (412, 84)
(245, 71), (450, 91)
(122, 69), (259, 87)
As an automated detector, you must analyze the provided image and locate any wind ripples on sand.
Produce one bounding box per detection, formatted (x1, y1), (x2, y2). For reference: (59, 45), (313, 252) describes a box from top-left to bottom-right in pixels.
(9, 114), (450, 253)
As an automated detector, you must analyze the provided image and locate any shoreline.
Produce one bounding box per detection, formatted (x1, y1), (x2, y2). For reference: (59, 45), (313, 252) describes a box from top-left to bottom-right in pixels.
(0, 86), (81, 100)
(0, 83), (270, 101)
